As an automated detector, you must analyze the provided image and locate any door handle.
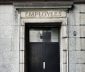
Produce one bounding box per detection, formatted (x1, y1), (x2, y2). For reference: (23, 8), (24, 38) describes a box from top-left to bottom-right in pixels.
(43, 62), (45, 70)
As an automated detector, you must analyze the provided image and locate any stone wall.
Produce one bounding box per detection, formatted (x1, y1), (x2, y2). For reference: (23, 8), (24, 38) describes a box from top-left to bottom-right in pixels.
(68, 4), (85, 72)
(0, 5), (19, 72)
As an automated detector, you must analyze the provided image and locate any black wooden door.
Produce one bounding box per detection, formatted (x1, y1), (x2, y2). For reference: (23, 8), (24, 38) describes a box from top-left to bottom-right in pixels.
(44, 42), (60, 72)
(25, 26), (60, 72)
(25, 42), (60, 72)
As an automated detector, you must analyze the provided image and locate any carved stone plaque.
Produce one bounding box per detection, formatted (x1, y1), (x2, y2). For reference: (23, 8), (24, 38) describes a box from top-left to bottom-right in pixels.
(21, 10), (66, 18)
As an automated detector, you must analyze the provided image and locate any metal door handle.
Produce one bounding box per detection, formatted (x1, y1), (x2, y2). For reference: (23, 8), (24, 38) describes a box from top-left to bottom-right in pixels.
(43, 62), (45, 70)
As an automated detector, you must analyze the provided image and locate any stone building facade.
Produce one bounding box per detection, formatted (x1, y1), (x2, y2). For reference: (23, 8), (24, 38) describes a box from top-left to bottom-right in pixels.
(0, 0), (85, 72)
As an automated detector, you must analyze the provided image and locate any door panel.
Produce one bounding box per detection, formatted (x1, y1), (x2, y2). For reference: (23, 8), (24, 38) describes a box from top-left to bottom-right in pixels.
(26, 42), (60, 72)
(45, 42), (60, 72)
(28, 43), (43, 72)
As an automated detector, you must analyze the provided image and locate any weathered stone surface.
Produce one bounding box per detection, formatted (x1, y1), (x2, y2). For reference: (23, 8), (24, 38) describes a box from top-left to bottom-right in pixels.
(0, 26), (12, 38)
(0, 50), (19, 63)
(80, 5), (85, 12)
(69, 38), (76, 51)
(76, 64), (85, 72)
(80, 26), (85, 37)
(20, 51), (24, 63)
(63, 64), (67, 72)
(0, 5), (14, 14)
(68, 26), (80, 37)
(75, 13), (80, 25)
(74, 5), (81, 12)
(81, 39), (85, 50)
(63, 51), (67, 64)
(0, 5), (19, 72)
(61, 26), (68, 37)
(20, 64), (24, 72)
(0, 38), (11, 51)
(76, 51), (85, 63)
(80, 14), (85, 25)
(68, 11), (75, 25)
(61, 38), (68, 50)
(0, 63), (19, 72)
(69, 51), (76, 64)
(69, 64), (76, 72)
(11, 38), (19, 51)
(76, 38), (81, 50)
(20, 26), (24, 38)
(0, 5), (16, 26)
(20, 38), (24, 51)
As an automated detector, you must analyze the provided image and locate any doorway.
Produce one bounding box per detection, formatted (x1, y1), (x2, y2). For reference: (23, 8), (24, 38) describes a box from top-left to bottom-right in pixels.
(25, 23), (60, 72)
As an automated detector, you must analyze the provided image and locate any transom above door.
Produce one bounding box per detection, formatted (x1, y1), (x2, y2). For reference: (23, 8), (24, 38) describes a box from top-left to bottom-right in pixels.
(29, 28), (59, 42)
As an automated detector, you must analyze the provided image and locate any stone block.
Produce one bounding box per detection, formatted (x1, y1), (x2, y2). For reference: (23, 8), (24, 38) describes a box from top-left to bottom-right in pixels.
(80, 14), (85, 19)
(62, 18), (68, 26)
(80, 14), (85, 25)
(68, 11), (80, 26)
(76, 51), (85, 64)
(69, 26), (80, 37)
(81, 38), (85, 50)
(69, 64), (76, 72)
(69, 38), (76, 51)
(20, 38), (24, 51)
(76, 38), (81, 50)
(74, 5), (81, 12)
(20, 51), (24, 63)
(75, 13), (80, 26)
(61, 38), (68, 50)
(80, 26), (85, 37)
(61, 26), (68, 37)
(20, 26), (24, 38)
(68, 11), (75, 25)
(69, 51), (76, 64)
(69, 26), (75, 37)
(63, 51), (67, 64)
(76, 64), (85, 72)
(80, 19), (85, 25)
(76, 26), (80, 37)
(63, 64), (67, 72)
(20, 64), (24, 72)
(80, 5), (85, 12)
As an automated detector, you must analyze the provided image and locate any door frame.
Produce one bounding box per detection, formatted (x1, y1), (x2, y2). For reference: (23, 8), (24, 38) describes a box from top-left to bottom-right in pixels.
(17, 8), (68, 72)
(25, 22), (61, 72)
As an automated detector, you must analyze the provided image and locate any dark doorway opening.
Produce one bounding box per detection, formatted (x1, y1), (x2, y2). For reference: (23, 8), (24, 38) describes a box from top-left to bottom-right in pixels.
(25, 23), (61, 72)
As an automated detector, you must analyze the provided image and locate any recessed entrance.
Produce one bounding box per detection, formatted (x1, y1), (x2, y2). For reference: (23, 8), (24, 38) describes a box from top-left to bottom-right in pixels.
(25, 23), (60, 72)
